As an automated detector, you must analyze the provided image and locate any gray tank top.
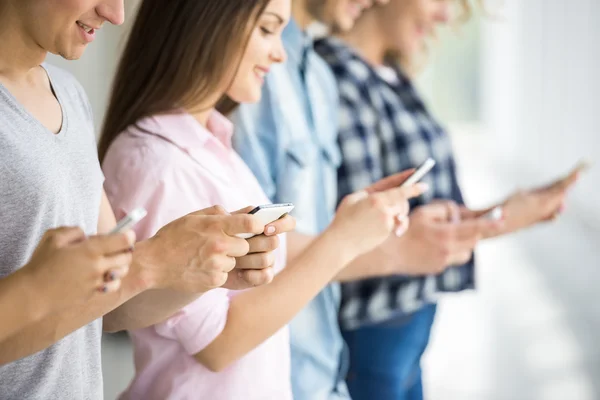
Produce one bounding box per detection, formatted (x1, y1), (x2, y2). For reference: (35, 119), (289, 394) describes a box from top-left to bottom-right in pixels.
(0, 64), (104, 400)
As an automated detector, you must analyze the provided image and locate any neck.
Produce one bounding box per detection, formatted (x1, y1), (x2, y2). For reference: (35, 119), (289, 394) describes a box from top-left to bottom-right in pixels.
(292, 0), (315, 30)
(337, 10), (387, 67)
(0, 6), (48, 81)
(189, 108), (214, 127)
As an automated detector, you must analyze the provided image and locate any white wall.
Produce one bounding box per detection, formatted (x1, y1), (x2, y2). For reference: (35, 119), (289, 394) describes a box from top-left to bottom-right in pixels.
(482, 0), (600, 226)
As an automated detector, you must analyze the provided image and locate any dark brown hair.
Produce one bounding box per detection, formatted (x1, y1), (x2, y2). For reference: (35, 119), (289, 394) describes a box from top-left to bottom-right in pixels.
(98, 0), (270, 162)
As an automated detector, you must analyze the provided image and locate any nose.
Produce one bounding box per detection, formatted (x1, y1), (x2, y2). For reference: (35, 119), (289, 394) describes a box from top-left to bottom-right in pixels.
(271, 38), (287, 64)
(97, 0), (126, 26)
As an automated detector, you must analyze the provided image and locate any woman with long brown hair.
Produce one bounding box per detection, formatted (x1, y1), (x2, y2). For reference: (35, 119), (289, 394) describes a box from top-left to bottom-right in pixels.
(99, 0), (425, 398)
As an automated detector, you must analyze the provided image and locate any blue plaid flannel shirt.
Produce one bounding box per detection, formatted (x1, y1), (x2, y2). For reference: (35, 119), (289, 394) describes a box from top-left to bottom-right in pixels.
(315, 37), (476, 331)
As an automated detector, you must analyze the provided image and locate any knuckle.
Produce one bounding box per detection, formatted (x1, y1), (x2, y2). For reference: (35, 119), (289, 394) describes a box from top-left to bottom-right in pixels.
(245, 216), (262, 233)
(46, 233), (60, 248)
(117, 233), (131, 249)
(204, 218), (220, 232)
(207, 271), (227, 288)
(265, 235), (279, 251)
(205, 254), (223, 271)
(250, 268), (274, 286)
(239, 238), (250, 254)
(369, 196), (383, 209)
(211, 205), (228, 215)
(259, 252), (274, 268)
(207, 237), (226, 254)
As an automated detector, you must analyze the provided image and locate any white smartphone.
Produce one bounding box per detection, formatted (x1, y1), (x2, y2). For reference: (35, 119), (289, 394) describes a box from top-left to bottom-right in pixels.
(236, 203), (295, 239)
(482, 206), (503, 221)
(110, 207), (147, 234)
(400, 158), (436, 188)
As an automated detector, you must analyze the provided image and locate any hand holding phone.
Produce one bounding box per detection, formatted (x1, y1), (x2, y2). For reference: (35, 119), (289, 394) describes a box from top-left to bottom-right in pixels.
(236, 203), (295, 239)
(400, 158), (436, 188)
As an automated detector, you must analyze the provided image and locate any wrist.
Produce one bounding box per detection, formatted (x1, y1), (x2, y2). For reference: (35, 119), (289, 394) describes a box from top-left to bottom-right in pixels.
(377, 237), (408, 275)
(319, 226), (361, 268)
(127, 239), (162, 292)
(17, 265), (51, 322)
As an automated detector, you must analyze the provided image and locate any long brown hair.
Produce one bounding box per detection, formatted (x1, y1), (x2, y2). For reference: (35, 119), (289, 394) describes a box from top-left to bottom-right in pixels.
(98, 0), (270, 162)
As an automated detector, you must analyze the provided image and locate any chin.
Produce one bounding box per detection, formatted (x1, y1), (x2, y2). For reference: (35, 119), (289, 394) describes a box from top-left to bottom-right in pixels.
(229, 89), (262, 105)
(246, 90), (262, 104)
(335, 17), (355, 33)
(57, 46), (87, 61)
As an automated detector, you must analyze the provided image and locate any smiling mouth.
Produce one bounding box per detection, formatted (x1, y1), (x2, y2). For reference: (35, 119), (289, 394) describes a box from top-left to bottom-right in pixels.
(77, 21), (96, 34)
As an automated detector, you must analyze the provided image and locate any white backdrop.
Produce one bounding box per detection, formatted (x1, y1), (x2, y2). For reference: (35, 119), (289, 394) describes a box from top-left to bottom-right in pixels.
(482, 0), (600, 226)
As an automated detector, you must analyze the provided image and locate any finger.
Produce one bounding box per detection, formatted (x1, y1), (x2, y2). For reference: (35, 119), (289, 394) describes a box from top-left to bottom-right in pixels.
(377, 182), (429, 208)
(235, 252), (276, 270)
(103, 266), (130, 283)
(231, 205), (257, 215)
(547, 169), (579, 194)
(448, 251), (474, 266)
(87, 231), (136, 255)
(446, 202), (461, 223)
(207, 235), (250, 258)
(428, 200), (461, 223)
(221, 214), (264, 237)
(98, 279), (122, 294)
(103, 252), (134, 272)
(237, 267), (275, 287)
(394, 215), (410, 237)
(191, 205), (230, 217)
(222, 267), (275, 290)
(458, 205), (497, 220)
(453, 219), (498, 241)
(344, 190), (369, 206)
(364, 169), (416, 194)
(264, 214), (296, 236)
(414, 203), (452, 222)
(247, 234), (280, 254)
(50, 226), (87, 247)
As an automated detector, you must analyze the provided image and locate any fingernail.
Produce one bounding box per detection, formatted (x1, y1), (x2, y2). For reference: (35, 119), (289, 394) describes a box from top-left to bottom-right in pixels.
(265, 226), (276, 235)
(559, 203), (566, 213)
(417, 183), (429, 192)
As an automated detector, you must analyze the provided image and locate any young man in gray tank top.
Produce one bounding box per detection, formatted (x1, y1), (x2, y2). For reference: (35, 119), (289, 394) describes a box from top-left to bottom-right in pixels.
(0, 1), (295, 399)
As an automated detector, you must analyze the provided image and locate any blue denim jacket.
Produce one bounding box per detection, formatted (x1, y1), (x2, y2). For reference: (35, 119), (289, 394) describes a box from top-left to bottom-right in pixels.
(232, 20), (350, 400)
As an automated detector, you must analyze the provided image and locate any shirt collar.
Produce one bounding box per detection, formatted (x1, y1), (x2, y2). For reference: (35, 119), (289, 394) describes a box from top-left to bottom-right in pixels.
(282, 18), (313, 69)
(138, 110), (234, 151)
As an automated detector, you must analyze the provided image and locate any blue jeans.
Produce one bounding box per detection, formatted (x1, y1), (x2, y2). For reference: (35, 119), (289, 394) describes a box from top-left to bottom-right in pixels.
(342, 304), (437, 400)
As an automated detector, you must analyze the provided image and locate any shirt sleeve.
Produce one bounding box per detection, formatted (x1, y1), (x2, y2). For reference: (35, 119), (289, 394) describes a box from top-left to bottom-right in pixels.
(230, 80), (280, 203)
(154, 288), (231, 356)
(103, 138), (210, 241)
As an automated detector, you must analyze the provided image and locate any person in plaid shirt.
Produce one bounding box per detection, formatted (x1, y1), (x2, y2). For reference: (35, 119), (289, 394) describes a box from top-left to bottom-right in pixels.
(316, 0), (581, 398)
